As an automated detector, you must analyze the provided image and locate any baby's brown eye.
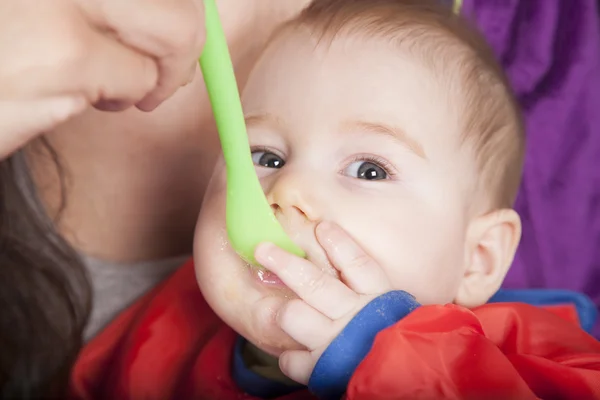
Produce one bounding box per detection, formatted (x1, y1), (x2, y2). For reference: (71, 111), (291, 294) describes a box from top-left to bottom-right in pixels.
(251, 151), (285, 169)
(346, 161), (388, 180)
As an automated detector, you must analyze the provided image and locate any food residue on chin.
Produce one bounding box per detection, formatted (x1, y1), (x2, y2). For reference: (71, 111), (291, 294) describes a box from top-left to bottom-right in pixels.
(218, 229), (229, 252)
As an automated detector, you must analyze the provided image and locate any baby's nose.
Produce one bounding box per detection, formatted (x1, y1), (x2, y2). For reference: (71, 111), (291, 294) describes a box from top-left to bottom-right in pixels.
(267, 173), (320, 222)
(271, 202), (311, 228)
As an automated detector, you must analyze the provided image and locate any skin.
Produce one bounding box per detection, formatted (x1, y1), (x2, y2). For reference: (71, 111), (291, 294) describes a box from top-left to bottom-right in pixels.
(194, 29), (521, 383)
(1, 0), (205, 155)
(19, 1), (314, 263)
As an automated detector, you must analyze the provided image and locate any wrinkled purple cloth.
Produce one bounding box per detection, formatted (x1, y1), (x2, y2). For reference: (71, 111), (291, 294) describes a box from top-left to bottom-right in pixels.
(463, 0), (600, 337)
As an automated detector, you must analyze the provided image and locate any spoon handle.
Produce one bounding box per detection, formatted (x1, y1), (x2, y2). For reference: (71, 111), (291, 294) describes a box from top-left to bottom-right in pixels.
(199, 0), (252, 174)
(199, 0), (305, 265)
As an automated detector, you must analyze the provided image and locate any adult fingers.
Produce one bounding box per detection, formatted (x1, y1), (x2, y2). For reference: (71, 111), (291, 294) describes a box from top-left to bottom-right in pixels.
(0, 97), (86, 160)
(78, 0), (206, 110)
(84, 31), (159, 109)
(0, 2), (159, 109)
(31, 29), (159, 110)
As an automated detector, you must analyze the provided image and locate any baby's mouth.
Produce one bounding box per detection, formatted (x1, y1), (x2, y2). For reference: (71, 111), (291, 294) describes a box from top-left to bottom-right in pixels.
(245, 261), (295, 296)
(254, 267), (285, 285)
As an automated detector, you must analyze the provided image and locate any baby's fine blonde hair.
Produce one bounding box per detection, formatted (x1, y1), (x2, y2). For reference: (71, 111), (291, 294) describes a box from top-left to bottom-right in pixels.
(281, 0), (525, 210)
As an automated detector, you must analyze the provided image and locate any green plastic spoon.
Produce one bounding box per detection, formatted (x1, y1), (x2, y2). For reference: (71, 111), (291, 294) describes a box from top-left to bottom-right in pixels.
(198, 0), (305, 266)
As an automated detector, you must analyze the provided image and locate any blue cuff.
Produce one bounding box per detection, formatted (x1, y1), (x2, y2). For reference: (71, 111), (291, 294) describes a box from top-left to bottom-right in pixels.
(308, 291), (420, 400)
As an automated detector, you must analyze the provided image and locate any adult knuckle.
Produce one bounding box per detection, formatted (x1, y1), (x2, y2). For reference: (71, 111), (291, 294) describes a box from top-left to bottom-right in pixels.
(50, 23), (95, 72)
(139, 58), (159, 91)
(23, 4), (81, 62)
(42, 26), (82, 66)
(164, 12), (198, 54)
(61, 38), (89, 68)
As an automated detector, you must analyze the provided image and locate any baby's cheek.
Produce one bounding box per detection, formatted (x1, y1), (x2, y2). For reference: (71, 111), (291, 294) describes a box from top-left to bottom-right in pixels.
(399, 246), (465, 305)
(197, 268), (250, 336)
(247, 296), (304, 357)
(207, 168), (228, 195)
(220, 275), (245, 303)
(369, 222), (465, 304)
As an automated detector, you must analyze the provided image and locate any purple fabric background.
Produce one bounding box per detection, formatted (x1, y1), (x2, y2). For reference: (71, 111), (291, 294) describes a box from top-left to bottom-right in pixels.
(463, 0), (600, 337)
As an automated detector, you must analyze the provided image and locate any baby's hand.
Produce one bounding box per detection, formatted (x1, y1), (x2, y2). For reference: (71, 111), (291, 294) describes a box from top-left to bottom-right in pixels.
(255, 222), (392, 385)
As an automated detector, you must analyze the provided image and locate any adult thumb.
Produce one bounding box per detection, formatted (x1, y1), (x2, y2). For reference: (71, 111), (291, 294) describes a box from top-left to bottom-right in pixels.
(0, 96), (85, 160)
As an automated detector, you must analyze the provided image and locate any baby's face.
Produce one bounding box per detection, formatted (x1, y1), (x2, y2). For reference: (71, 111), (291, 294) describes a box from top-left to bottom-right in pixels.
(195, 29), (476, 356)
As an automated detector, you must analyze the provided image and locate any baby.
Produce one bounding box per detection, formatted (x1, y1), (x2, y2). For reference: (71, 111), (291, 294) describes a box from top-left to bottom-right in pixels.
(193, 0), (600, 399)
(69, 0), (600, 399)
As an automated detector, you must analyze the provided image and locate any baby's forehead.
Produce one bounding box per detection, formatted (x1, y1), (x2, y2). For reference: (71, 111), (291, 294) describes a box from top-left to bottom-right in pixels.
(261, 25), (467, 122)
(256, 29), (452, 104)
(247, 30), (468, 156)
(277, 9), (474, 75)
(265, 20), (474, 110)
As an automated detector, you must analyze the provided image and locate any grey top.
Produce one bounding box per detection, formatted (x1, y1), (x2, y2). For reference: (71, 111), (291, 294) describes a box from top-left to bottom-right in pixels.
(11, 152), (188, 341)
(82, 254), (189, 341)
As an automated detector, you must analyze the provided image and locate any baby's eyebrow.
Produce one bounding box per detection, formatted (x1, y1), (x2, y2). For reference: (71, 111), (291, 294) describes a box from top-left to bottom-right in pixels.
(245, 114), (426, 160)
(343, 120), (427, 159)
(244, 113), (285, 131)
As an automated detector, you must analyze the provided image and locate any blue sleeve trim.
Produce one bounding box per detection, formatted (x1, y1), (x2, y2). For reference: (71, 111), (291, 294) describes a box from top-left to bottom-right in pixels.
(308, 291), (420, 400)
(490, 289), (598, 333)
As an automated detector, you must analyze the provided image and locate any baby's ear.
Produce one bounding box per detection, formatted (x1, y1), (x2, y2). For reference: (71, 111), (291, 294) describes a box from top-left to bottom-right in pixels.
(455, 209), (521, 308)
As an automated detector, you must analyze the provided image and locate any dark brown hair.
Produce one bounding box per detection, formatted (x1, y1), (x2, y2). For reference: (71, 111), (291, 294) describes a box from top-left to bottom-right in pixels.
(285, 0), (525, 209)
(0, 141), (91, 398)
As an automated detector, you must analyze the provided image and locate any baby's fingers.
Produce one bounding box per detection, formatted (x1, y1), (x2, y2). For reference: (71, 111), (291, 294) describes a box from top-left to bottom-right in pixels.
(279, 350), (315, 385)
(317, 222), (391, 295)
(255, 243), (358, 320)
(277, 299), (335, 351)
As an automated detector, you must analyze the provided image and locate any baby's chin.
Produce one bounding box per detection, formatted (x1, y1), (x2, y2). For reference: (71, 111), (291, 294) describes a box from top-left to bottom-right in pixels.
(195, 227), (310, 356)
(197, 261), (304, 356)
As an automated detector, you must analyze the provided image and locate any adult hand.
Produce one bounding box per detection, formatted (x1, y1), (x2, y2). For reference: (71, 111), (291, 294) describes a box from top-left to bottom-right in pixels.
(255, 222), (393, 385)
(0, 0), (205, 159)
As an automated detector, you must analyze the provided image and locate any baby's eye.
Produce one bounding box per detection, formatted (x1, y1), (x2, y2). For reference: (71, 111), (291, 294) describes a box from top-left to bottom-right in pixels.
(345, 160), (388, 180)
(251, 151), (285, 169)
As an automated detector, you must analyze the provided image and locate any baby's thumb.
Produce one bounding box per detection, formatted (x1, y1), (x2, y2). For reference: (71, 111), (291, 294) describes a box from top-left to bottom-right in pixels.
(0, 96), (86, 160)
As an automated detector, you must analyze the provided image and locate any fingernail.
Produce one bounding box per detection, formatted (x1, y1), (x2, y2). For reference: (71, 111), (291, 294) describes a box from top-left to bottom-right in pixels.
(316, 221), (338, 241)
(135, 99), (159, 112)
(318, 221), (335, 232)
